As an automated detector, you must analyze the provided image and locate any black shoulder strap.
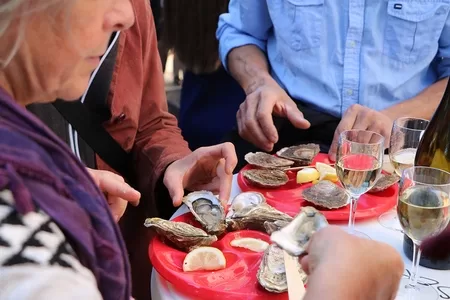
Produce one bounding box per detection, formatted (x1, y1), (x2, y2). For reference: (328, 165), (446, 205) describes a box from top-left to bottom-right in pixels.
(52, 33), (135, 183)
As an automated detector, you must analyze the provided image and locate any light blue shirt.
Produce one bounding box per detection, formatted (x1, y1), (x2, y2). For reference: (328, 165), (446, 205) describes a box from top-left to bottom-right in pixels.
(217, 0), (450, 118)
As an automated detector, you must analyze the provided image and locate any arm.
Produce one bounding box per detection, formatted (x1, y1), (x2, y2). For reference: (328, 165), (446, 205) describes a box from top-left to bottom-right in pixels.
(217, 0), (273, 93)
(382, 77), (448, 121)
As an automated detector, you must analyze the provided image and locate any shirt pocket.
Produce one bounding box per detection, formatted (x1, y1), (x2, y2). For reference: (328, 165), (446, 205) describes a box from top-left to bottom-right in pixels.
(271, 0), (325, 51)
(383, 0), (450, 64)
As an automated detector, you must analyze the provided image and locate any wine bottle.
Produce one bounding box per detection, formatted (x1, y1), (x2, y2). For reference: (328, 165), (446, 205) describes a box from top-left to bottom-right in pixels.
(404, 79), (450, 270)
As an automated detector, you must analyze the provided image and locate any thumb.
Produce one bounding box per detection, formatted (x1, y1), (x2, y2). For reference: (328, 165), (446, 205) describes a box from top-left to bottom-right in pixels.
(163, 170), (185, 207)
(285, 103), (310, 129)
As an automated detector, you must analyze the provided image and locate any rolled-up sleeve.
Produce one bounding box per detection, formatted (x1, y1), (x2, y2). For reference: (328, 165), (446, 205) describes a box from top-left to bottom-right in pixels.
(437, 14), (450, 79)
(216, 0), (273, 70)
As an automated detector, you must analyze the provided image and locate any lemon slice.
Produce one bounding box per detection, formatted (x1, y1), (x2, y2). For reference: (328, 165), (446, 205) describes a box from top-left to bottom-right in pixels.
(183, 247), (226, 272)
(315, 162), (339, 182)
(296, 167), (320, 184)
(230, 237), (269, 252)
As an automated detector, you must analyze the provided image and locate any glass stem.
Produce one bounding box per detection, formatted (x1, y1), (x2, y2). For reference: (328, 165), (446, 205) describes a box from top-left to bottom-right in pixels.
(348, 196), (359, 234)
(408, 242), (422, 290)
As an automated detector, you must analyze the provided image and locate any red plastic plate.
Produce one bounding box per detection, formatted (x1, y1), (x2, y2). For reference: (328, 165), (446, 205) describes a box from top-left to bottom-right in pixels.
(237, 153), (398, 221)
(149, 213), (290, 300)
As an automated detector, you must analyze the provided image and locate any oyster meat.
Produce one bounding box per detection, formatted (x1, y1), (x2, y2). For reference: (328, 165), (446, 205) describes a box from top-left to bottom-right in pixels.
(257, 244), (307, 293)
(144, 218), (217, 252)
(271, 206), (328, 256)
(276, 144), (320, 166)
(244, 152), (294, 169)
(182, 191), (226, 235)
(226, 192), (292, 232)
(302, 180), (349, 209)
(368, 173), (400, 193)
(242, 169), (289, 188)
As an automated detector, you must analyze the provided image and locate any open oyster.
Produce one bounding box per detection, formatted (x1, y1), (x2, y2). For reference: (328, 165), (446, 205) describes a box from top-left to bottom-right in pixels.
(226, 192), (292, 232)
(182, 191), (226, 235)
(276, 144), (320, 166)
(245, 152), (294, 169)
(263, 220), (290, 235)
(271, 206), (328, 256)
(242, 169), (289, 188)
(302, 180), (349, 209)
(144, 218), (217, 252)
(257, 244), (307, 293)
(368, 174), (400, 193)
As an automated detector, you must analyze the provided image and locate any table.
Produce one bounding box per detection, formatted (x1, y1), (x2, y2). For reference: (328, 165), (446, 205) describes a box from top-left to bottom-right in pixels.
(151, 175), (450, 300)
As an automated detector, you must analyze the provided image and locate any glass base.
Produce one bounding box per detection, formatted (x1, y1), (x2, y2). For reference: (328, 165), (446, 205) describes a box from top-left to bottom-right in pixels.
(378, 210), (404, 232)
(395, 277), (439, 300)
(342, 227), (371, 239)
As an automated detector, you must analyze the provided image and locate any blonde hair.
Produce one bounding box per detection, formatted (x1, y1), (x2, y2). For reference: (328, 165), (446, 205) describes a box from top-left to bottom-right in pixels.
(0, 0), (65, 68)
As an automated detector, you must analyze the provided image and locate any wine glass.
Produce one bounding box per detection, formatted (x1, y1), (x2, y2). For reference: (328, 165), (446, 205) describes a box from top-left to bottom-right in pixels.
(395, 166), (450, 300)
(336, 130), (384, 238)
(378, 117), (429, 231)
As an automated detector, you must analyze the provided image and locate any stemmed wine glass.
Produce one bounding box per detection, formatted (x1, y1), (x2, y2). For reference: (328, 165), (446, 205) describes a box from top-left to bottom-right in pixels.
(378, 117), (429, 231)
(336, 130), (384, 238)
(395, 167), (450, 300)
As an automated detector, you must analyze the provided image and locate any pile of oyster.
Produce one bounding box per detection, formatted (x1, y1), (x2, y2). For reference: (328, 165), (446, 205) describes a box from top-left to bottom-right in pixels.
(145, 190), (329, 294)
(243, 144), (320, 188)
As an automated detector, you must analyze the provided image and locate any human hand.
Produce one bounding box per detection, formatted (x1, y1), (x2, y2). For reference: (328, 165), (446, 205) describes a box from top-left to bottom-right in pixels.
(87, 168), (141, 222)
(301, 226), (403, 300)
(328, 104), (392, 161)
(163, 143), (238, 207)
(237, 76), (310, 152)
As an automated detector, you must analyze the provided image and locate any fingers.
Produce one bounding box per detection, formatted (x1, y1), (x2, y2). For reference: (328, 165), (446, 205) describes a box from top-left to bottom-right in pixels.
(196, 143), (238, 175)
(300, 255), (311, 274)
(88, 169), (141, 206)
(328, 106), (358, 161)
(238, 96), (275, 151)
(107, 195), (128, 222)
(163, 167), (185, 207)
(255, 97), (279, 144)
(285, 102), (311, 129)
(216, 159), (232, 207)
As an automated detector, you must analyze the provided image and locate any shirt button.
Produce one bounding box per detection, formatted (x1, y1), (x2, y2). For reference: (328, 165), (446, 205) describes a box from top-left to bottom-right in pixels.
(349, 40), (356, 48)
(347, 89), (353, 96)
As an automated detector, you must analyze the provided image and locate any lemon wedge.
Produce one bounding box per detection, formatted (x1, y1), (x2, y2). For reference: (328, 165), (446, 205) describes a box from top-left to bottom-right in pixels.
(230, 237), (269, 252)
(315, 162), (339, 182)
(183, 247), (226, 272)
(296, 167), (320, 184)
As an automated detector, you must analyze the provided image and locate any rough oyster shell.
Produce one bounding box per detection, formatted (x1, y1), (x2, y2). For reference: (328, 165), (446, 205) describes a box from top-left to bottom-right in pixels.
(302, 180), (349, 209)
(242, 169), (289, 188)
(144, 218), (217, 252)
(368, 173), (400, 193)
(244, 152), (294, 169)
(263, 220), (290, 235)
(226, 192), (292, 232)
(271, 206), (328, 256)
(182, 191), (226, 235)
(276, 144), (320, 166)
(257, 244), (307, 293)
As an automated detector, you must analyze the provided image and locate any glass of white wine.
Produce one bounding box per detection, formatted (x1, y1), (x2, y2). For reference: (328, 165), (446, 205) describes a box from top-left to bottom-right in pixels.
(378, 117), (429, 231)
(336, 130), (384, 238)
(396, 166), (450, 300)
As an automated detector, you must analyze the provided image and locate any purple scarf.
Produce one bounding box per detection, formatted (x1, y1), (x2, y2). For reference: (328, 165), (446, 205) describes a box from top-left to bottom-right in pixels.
(0, 87), (131, 299)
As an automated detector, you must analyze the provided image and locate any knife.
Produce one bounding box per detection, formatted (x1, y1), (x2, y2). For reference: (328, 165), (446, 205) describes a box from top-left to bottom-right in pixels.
(283, 250), (306, 300)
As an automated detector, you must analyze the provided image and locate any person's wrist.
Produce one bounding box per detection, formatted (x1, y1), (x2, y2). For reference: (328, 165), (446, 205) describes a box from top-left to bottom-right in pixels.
(244, 73), (273, 95)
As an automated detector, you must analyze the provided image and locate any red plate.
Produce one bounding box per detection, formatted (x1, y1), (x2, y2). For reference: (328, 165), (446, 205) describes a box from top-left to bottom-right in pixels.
(237, 153), (398, 221)
(149, 213), (292, 300)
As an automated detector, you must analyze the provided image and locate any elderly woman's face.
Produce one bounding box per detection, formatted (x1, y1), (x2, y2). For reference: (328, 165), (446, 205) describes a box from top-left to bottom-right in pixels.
(8, 0), (134, 102)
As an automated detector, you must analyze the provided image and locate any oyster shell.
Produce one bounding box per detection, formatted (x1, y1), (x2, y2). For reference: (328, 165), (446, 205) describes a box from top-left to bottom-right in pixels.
(263, 220), (290, 235)
(144, 218), (217, 252)
(226, 192), (292, 232)
(276, 144), (320, 166)
(245, 152), (294, 169)
(302, 180), (349, 209)
(368, 173), (400, 193)
(270, 206), (328, 256)
(242, 169), (289, 188)
(182, 191), (226, 235)
(257, 244), (307, 293)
